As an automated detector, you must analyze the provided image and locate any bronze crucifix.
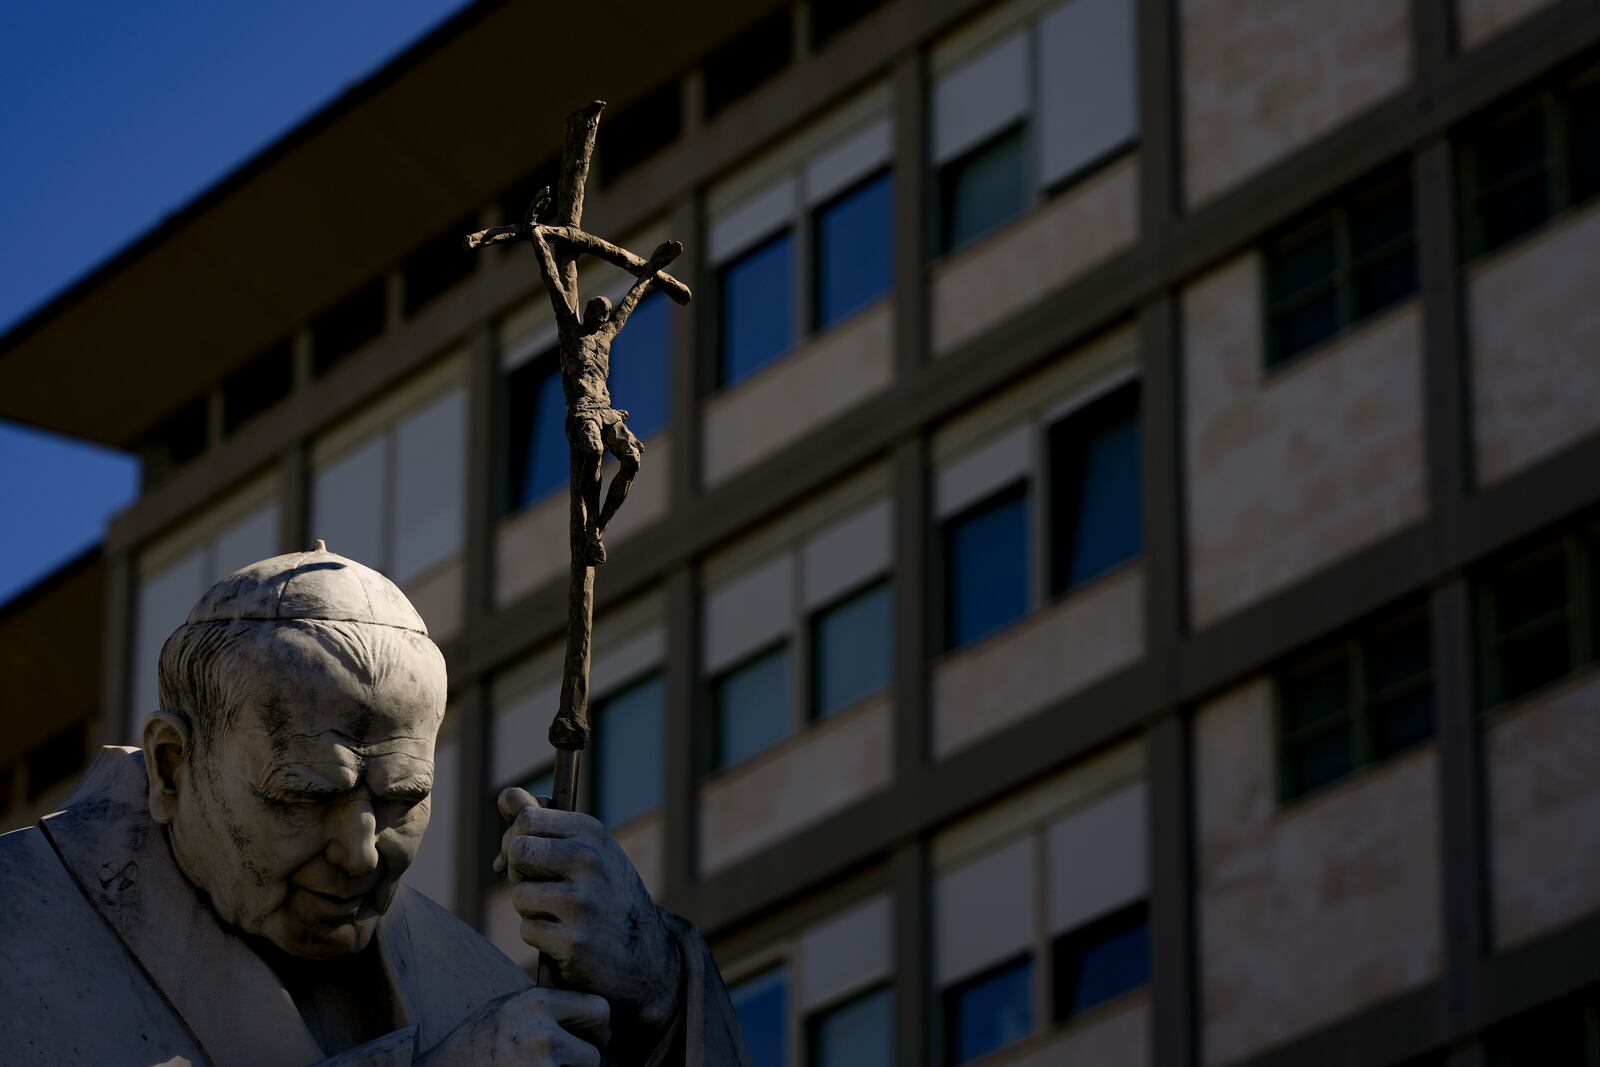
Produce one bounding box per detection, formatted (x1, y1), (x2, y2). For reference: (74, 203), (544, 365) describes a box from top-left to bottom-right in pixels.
(463, 101), (691, 837)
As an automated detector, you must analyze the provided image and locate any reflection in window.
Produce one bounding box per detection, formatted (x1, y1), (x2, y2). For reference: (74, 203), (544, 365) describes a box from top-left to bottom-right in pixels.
(813, 170), (893, 330)
(944, 485), (1030, 651)
(505, 355), (568, 513)
(811, 581), (892, 719)
(715, 645), (792, 768)
(809, 985), (892, 1067)
(944, 955), (1032, 1064)
(719, 231), (794, 386)
(593, 674), (665, 826)
(732, 966), (788, 1067)
(939, 126), (1026, 255)
(1052, 903), (1149, 1020)
(1049, 383), (1142, 595)
(608, 292), (671, 440)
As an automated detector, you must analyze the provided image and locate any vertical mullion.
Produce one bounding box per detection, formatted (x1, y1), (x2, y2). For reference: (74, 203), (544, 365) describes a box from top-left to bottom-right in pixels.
(1568, 537), (1594, 668)
(453, 679), (489, 930)
(661, 565), (700, 913)
(668, 196), (703, 510)
(1148, 714), (1197, 1067)
(1349, 638), (1370, 770)
(891, 842), (932, 1067)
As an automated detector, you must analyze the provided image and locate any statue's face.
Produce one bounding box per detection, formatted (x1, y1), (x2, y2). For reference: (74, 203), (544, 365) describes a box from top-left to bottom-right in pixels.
(170, 627), (443, 959)
(584, 295), (612, 329)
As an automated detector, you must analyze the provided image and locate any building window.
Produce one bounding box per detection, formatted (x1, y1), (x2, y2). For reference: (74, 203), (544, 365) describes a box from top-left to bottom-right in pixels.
(137, 395), (209, 482)
(719, 230), (794, 386)
(732, 966), (788, 1067)
(931, 0), (1137, 257)
(944, 484), (1030, 652)
(592, 673), (665, 827)
(703, 9), (792, 120)
(504, 352), (567, 513)
(1263, 166), (1418, 369)
(1048, 382), (1141, 595)
(938, 126), (1027, 255)
(811, 581), (892, 720)
(25, 721), (86, 801)
(813, 170), (894, 331)
(1462, 66), (1600, 258)
(311, 384), (467, 584)
(1278, 604), (1434, 802)
(312, 277), (386, 377)
(599, 81), (681, 187)
(944, 955), (1033, 1065)
(715, 644), (792, 769)
(607, 291), (671, 440)
(222, 339), (293, 437)
(1480, 531), (1599, 709)
(1051, 902), (1149, 1021)
(1487, 989), (1600, 1066)
(808, 985), (892, 1066)
(403, 214), (477, 317)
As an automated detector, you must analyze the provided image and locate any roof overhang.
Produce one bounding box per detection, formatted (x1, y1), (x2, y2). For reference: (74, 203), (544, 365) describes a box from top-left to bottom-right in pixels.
(0, 0), (775, 447)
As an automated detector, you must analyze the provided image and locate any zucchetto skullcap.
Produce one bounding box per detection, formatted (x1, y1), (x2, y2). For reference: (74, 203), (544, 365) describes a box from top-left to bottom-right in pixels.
(184, 540), (429, 636)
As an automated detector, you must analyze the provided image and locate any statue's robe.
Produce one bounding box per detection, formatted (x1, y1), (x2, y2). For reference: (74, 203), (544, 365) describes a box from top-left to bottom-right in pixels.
(0, 748), (749, 1067)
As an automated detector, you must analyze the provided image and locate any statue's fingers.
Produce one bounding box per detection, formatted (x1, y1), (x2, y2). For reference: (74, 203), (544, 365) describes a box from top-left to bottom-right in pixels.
(505, 833), (588, 883)
(519, 915), (580, 963)
(498, 785), (540, 823)
(511, 879), (586, 924)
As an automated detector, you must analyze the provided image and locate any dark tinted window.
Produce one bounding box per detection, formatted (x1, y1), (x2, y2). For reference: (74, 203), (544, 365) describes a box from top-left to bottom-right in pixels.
(222, 338), (293, 437)
(945, 955), (1033, 1065)
(593, 674), (665, 826)
(939, 126), (1027, 255)
(1049, 382), (1141, 595)
(600, 82), (681, 186)
(944, 485), (1030, 651)
(312, 277), (386, 377)
(607, 292), (671, 439)
(403, 214), (477, 317)
(813, 170), (893, 330)
(704, 10), (791, 120)
(1484, 542), (1576, 705)
(732, 967), (788, 1067)
(1053, 903), (1150, 1020)
(809, 985), (892, 1066)
(715, 645), (791, 768)
(719, 230), (793, 386)
(504, 353), (567, 513)
(139, 395), (208, 482)
(1279, 603), (1434, 802)
(811, 581), (892, 719)
(1264, 168), (1416, 367)
(810, 0), (890, 49)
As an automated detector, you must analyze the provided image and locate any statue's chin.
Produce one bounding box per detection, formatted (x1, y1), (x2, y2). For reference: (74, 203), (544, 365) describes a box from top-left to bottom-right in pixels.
(262, 910), (381, 960)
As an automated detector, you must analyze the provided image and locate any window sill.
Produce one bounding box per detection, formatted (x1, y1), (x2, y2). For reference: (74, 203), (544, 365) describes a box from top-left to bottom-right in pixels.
(1273, 738), (1436, 822)
(1481, 661), (1600, 728)
(706, 293), (894, 401)
(701, 689), (890, 787)
(957, 986), (1151, 1067)
(1463, 190), (1600, 275)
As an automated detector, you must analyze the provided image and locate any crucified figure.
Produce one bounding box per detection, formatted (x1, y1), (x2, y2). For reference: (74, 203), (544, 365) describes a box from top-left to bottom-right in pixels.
(527, 222), (680, 564)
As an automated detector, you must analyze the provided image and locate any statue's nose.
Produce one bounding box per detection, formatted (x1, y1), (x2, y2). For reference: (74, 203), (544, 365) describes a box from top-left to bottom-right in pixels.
(324, 799), (380, 878)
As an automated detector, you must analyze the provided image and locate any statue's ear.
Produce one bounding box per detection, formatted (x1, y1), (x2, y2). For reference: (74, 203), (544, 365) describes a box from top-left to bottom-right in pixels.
(142, 710), (192, 825)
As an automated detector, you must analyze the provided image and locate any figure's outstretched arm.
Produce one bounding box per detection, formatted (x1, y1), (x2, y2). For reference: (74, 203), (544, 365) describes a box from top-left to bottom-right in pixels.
(607, 240), (683, 338)
(530, 226), (579, 326)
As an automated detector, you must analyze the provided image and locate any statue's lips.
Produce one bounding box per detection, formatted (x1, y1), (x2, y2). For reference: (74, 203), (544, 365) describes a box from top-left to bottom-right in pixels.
(295, 885), (377, 918)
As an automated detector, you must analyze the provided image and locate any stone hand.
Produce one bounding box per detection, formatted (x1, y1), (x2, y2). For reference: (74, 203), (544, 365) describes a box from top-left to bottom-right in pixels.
(497, 787), (684, 1060)
(416, 986), (609, 1066)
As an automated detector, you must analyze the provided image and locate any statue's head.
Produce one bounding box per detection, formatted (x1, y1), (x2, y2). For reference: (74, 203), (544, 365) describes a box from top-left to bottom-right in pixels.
(141, 544), (447, 960)
(583, 295), (612, 330)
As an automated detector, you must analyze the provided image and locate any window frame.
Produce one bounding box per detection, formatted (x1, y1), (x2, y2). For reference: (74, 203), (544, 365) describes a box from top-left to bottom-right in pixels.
(1049, 900), (1150, 1023)
(1459, 62), (1600, 261)
(941, 952), (1036, 1067)
(716, 226), (798, 389)
(1261, 164), (1419, 371)
(711, 639), (795, 771)
(1274, 602), (1435, 805)
(807, 577), (895, 722)
(809, 166), (895, 333)
(1044, 379), (1143, 599)
(500, 344), (566, 517)
(804, 982), (893, 1067)
(940, 479), (1033, 654)
(1478, 531), (1600, 712)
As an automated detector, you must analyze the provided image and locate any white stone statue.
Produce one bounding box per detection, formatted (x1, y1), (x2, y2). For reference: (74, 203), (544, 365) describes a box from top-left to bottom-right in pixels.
(0, 545), (749, 1066)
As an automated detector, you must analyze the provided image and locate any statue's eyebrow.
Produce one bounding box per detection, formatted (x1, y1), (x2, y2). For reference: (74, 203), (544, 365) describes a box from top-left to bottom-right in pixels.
(258, 764), (350, 800)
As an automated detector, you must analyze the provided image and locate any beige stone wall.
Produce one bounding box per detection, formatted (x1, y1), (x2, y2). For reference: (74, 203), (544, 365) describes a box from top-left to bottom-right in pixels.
(933, 565), (1144, 758)
(1183, 255), (1427, 627)
(1180, 0), (1411, 206)
(703, 303), (893, 487)
(495, 433), (671, 608)
(1457, 0), (1558, 48)
(997, 995), (1150, 1067)
(1195, 680), (1441, 1066)
(1469, 201), (1600, 487)
(699, 696), (892, 875)
(1487, 670), (1600, 950)
(932, 155), (1139, 356)
(404, 553), (463, 644)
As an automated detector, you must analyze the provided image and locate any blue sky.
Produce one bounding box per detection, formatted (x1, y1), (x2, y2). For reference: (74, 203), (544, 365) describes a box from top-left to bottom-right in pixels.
(0, 1), (472, 607)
